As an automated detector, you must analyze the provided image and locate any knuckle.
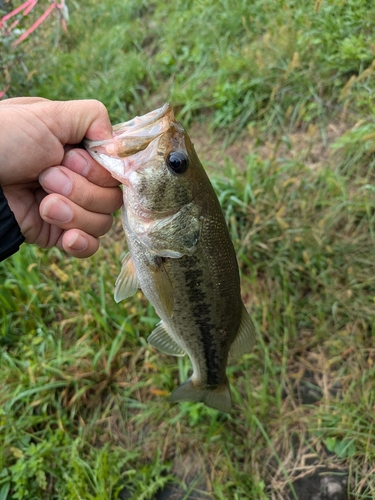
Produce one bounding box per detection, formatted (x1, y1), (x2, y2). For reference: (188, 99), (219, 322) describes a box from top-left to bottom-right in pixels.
(87, 99), (108, 118)
(82, 213), (113, 238)
(81, 186), (97, 211)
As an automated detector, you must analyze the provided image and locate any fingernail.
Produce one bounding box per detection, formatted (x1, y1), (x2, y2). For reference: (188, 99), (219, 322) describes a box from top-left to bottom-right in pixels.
(41, 197), (73, 223)
(40, 167), (72, 196)
(64, 150), (89, 176)
(67, 233), (88, 251)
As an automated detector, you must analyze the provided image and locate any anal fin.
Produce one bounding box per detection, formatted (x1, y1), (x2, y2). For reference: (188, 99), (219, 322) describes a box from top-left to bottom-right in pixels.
(114, 253), (139, 303)
(148, 322), (185, 357)
(229, 304), (256, 359)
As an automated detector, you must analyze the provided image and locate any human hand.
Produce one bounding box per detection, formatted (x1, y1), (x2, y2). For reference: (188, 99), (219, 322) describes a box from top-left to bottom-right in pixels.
(0, 97), (123, 257)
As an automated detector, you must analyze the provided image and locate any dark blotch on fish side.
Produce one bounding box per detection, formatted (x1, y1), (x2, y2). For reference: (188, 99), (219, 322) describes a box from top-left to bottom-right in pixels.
(181, 258), (221, 387)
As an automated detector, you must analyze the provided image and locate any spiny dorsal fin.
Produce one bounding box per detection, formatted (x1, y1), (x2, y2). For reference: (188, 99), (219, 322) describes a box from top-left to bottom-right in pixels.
(114, 253), (139, 303)
(148, 321), (185, 357)
(229, 304), (256, 359)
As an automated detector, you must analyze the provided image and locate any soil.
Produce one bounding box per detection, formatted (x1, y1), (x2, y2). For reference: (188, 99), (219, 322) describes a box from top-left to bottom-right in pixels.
(154, 472), (348, 500)
(290, 470), (348, 500)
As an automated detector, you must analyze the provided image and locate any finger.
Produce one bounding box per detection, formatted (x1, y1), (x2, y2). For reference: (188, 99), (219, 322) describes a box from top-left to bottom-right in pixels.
(61, 229), (100, 258)
(62, 148), (120, 188)
(39, 194), (113, 238)
(0, 97), (48, 106)
(39, 165), (122, 214)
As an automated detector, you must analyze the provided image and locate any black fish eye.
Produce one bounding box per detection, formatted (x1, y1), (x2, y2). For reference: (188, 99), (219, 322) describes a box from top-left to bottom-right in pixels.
(166, 151), (188, 175)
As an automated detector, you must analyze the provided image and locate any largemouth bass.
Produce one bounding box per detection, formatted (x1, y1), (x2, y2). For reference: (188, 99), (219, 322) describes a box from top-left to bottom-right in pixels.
(85, 104), (255, 412)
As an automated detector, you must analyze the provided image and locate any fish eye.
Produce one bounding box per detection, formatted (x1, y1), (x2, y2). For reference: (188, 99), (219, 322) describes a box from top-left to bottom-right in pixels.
(166, 151), (189, 175)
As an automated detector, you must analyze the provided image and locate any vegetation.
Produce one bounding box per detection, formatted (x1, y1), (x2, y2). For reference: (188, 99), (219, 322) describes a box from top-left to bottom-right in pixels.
(1, 0), (375, 498)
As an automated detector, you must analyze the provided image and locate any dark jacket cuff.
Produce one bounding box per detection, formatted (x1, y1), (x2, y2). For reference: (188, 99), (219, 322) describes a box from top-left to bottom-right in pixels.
(0, 186), (25, 262)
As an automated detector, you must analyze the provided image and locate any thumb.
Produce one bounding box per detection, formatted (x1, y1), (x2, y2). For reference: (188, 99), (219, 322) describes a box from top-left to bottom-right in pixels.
(39, 99), (113, 144)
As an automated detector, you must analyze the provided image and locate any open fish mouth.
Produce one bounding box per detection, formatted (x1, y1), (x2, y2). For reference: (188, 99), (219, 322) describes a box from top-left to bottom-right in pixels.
(84, 103), (173, 158)
(84, 103), (177, 182)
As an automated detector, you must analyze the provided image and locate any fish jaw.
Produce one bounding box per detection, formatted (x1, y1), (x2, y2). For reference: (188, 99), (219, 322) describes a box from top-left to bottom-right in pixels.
(84, 103), (174, 183)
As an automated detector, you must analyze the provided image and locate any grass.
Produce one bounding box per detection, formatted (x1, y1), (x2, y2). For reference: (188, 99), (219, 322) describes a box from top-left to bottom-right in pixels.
(1, 0), (375, 498)
(3, 0), (375, 128)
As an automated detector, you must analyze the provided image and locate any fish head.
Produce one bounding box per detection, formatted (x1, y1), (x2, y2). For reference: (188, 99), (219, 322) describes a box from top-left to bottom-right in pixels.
(84, 103), (203, 219)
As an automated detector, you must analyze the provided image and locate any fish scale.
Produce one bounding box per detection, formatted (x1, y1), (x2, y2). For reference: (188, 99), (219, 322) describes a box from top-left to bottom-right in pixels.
(85, 103), (256, 412)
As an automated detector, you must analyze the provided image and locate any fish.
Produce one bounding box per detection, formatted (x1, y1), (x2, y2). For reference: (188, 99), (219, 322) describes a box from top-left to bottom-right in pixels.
(84, 103), (255, 412)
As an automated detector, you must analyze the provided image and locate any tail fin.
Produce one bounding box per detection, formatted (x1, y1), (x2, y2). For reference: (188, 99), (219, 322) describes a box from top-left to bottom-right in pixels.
(168, 378), (232, 413)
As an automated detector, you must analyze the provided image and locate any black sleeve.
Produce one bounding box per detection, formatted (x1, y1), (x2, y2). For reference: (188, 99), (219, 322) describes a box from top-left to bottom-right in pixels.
(0, 186), (25, 262)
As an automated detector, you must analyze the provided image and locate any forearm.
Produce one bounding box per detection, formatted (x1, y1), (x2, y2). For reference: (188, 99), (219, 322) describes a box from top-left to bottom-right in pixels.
(0, 186), (25, 261)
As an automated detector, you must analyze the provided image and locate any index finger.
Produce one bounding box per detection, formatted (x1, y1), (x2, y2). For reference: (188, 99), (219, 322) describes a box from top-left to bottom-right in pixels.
(48, 99), (113, 143)
(0, 97), (48, 106)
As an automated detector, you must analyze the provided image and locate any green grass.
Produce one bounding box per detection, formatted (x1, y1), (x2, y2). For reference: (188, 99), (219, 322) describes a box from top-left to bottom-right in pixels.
(4, 0), (375, 128)
(1, 0), (375, 498)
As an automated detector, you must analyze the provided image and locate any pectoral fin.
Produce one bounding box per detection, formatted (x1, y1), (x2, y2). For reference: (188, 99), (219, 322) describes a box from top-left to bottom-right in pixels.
(229, 304), (256, 359)
(114, 253), (139, 303)
(148, 258), (174, 317)
(137, 203), (201, 258)
(148, 322), (185, 356)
